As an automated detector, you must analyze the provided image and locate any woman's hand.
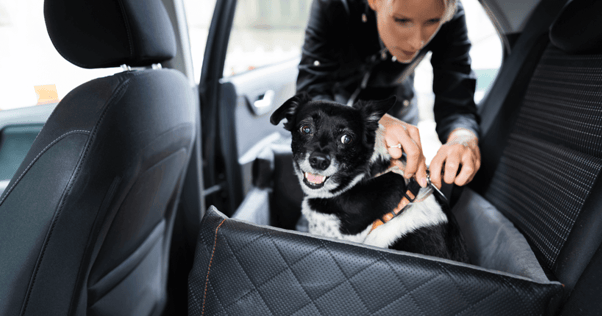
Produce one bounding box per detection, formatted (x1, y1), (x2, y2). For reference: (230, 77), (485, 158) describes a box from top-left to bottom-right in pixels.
(379, 114), (428, 187)
(429, 128), (481, 188)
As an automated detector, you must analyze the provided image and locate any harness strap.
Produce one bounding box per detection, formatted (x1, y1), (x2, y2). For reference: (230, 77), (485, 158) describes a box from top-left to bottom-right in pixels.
(369, 178), (421, 232)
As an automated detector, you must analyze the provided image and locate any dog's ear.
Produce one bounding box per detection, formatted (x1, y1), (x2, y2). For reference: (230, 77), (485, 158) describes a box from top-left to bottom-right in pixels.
(354, 96), (397, 125)
(270, 93), (310, 130)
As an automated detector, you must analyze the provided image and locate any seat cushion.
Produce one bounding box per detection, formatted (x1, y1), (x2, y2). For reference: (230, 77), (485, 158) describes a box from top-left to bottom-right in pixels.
(452, 188), (549, 283)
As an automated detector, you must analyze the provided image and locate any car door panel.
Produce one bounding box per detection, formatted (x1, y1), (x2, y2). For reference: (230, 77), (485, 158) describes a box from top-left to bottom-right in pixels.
(228, 58), (298, 160)
(211, 58), (297, 215)
(230, 58), (298, 196)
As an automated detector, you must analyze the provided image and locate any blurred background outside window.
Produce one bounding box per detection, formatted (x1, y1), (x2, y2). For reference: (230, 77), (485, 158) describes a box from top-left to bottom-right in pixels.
(415, 0), (502, 162)
(0, 0), (119, 111)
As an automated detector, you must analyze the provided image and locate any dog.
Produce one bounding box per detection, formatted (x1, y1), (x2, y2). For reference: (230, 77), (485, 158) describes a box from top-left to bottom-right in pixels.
(270, 94), (469, 263)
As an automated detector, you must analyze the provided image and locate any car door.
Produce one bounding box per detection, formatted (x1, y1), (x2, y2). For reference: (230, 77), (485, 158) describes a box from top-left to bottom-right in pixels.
(198, 0), (312, 215)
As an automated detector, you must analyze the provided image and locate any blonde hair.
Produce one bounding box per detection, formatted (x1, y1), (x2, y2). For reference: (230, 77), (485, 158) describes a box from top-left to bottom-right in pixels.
(382, 0), (458, 23)
(441, 0), (458, 22)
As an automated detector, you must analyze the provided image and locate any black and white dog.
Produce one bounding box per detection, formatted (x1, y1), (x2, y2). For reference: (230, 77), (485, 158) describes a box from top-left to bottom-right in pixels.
(270, 94), (469, 263)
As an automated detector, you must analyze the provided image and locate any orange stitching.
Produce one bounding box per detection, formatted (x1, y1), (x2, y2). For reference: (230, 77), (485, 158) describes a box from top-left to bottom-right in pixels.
(202, 218), (227, 315)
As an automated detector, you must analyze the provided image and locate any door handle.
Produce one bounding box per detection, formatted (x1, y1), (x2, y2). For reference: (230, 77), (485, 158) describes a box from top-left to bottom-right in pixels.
(252, 90), (275, 115)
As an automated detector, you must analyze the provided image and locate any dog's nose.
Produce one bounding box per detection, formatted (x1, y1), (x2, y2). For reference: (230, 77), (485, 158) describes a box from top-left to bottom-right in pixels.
(309, 152), (331, 170)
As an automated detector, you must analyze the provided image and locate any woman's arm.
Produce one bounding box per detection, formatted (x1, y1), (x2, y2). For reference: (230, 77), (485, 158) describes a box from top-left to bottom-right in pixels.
(428, 3), (482, 187)
(296, 0), (348, 101)
(430, 3), (480, 142)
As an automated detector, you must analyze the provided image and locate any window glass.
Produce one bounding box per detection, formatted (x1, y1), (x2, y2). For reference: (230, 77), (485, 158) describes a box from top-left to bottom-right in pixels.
(0, 0), (119, 111)
(415, 0), (502, 163)
(183, 0), (217, 81)
(222, 0), (312, 77)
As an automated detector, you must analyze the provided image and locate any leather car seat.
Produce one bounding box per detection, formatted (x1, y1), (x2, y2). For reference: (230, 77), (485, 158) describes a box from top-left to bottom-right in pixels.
(0, 0), (196, 315)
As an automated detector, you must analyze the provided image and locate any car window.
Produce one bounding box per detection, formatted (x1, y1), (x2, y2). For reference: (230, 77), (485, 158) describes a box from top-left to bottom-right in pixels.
(0, 0), (119, 111)
(221, 0), (313, 77)
(183, 0), (218, 81)
(416, 0), (502, 163)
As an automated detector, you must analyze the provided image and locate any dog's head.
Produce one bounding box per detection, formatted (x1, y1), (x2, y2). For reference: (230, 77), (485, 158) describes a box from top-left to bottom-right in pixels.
(271, 94), (396, 198)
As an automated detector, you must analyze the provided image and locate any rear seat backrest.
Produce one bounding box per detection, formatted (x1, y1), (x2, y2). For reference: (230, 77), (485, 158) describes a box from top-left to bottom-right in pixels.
(476, 0), (602, 306)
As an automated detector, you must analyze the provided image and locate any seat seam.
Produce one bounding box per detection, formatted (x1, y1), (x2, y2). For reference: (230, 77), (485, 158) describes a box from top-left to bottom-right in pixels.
(219, 228), (276, 315)
(319, 239), (371, 315)
(202, 218), (227, 316)
(436, 262), (478, 315)
(266, 231), (318, 309)
(88, 220), (165, 304)
(68, 71), (190, 315)
(0, 130), (90, 207)
(16, 131), (91, 316)
(64, 79), (137, 315)
(379, 252), (430, 316)
(207, 279), (228, 315)
(454, 287), (504, 316)
(86, 146), (191, 284)
(371, 273), (445, 316)
(119, 123), (194, 174)
(214, 231), (330, 311)
(20, 78), (133, 316)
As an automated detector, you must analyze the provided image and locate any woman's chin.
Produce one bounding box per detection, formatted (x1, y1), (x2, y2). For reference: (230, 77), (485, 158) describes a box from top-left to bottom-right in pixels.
(391, 49), (418, 63)
(395, 55), (416, 64)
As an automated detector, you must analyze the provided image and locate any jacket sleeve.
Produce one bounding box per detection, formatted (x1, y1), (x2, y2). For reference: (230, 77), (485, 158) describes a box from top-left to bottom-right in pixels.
(430, 4), (481, 142)
(296, 0), (348, 101)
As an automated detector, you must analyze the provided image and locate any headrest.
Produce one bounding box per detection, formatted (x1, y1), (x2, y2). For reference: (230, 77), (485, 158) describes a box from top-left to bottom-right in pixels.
(44, 0), (176, 69)
(550, 0), (602, 54)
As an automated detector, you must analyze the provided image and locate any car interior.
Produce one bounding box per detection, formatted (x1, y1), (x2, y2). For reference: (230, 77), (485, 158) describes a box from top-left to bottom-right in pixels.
(0, 0), (601, 315)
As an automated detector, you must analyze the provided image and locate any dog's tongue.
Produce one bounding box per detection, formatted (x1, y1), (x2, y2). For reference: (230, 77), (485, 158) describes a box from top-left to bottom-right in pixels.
(306, 172), (325, 184)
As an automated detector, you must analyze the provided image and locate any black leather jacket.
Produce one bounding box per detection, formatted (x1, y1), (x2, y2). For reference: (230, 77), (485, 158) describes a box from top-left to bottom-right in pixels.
(296, 0), (480, 142)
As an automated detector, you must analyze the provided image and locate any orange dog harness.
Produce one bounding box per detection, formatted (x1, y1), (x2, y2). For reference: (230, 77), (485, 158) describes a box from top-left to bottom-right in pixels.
(369, 178), (422, 233)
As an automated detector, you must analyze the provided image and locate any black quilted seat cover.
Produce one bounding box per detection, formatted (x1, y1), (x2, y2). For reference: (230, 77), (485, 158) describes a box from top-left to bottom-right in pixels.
(189, 207), (562, 316)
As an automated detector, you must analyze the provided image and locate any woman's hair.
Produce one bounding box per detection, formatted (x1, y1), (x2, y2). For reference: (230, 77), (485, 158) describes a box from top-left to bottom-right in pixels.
(441, 0), (458, 22)
(382, 0), (458, 23)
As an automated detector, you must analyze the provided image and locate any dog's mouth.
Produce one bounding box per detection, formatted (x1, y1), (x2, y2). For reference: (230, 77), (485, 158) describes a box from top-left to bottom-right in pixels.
(303, 172), (329, 189)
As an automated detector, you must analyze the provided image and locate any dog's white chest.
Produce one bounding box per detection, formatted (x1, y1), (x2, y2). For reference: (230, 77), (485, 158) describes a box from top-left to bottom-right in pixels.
(301, 199), (371, 243)
(302, 193), (448, 249)
(363, 194), (448, 248)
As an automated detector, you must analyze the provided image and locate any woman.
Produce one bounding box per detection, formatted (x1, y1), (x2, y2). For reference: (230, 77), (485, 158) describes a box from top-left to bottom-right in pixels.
(296, 0), (481, 189)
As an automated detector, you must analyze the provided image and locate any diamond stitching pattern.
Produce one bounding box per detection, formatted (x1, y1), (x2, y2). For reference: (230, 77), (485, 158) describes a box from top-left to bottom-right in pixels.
(455, 287), (503, 316)
(266, 231), (319, 314)
(319, 240), (371, 313)
(189, 209), (564, 316)
(206, 280), (226, 315)
(220, 230), (278, 315)
(375, 272), (443, 316)
(436, 262), (479, 315)
(379, 252), (432, 316)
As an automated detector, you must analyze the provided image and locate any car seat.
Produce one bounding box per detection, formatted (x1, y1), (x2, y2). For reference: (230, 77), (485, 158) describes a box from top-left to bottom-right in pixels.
(0, 0), (196, 315)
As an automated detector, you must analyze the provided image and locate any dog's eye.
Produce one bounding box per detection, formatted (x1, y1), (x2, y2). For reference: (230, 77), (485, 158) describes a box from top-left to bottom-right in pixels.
(340, 134), (352, 145)
(300, 125), (312, 134)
